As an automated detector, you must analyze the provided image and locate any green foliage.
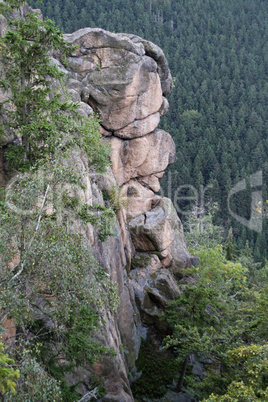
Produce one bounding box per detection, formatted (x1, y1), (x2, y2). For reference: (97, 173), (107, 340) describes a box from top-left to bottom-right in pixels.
(205, 344), (268, 401)
(131, 340), (180, 399)
(65, 306), (116, 366)
(62, 189), (116, 243)
(0, 9), (110, 174)
(0, 0), (25, 14)
(185, 204), (224, 249)
(0, 164), (117, 397)
(163, 245), (248, 394)
(223, 228), (239, 261)
(0, 343), (19, 396)
(3, 350), (61, 401)
(74, 113), (110, 174)
(0, 2), (118, 399)
(89, 374), (107, 399)
(130, 253), (152, 270)
(0, 169), (119, 322)
(102, 185), (128, 212)
(78, 204), (116, 242)
(164, 212), (268, 398)
(31, 306), (114, 400)
(0, 11), (70, 169)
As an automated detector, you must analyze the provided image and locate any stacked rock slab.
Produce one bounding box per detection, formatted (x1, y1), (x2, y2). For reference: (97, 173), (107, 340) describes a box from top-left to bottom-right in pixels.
(64, 27), (194, 273)
(62, 28), (197, 400)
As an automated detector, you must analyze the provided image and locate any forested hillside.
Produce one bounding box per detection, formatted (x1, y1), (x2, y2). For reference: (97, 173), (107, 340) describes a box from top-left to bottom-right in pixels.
(30, 0), (268, 262)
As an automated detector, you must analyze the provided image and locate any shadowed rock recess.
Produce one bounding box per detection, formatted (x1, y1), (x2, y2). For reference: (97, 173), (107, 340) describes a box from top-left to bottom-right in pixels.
(1, 19), (198, 400)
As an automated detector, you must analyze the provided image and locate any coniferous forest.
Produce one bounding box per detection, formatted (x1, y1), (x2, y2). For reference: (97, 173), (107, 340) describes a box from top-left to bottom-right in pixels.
(30, 0), (268, 263)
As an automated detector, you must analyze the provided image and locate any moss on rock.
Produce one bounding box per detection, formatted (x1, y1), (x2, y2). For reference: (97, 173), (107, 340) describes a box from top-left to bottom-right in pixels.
(130, 253), (152, 270)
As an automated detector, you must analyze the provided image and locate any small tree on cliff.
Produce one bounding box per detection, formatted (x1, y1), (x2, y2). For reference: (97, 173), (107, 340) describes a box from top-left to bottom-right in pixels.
(0, 2), (109, 172)
(0, 2), (117, 399)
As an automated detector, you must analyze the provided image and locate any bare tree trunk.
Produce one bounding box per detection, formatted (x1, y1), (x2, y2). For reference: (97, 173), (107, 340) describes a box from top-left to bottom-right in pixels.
(176, 357), (188, 392)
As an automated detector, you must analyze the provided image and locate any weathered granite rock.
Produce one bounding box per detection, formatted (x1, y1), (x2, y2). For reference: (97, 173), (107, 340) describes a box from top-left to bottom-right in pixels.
(114, 112), (160, 139)
(137, 172), (164, 193)
(60, 151), (135, 400)
(121, 180), (161, 220)
(0, 2), (41, 37)
(123, 33), (173, 96)
(64, 28), (170, 133)
(59, 26), (195, 400)
(65, 28), (145, 58)
(77, 101), (93, 118)
(116, 285), (140, 369)
(67, 88), (81, 102)
(128, 253), (181, 334)
(129, 198), (194, 275)
(109, 129), (176, 188)
(159, 96), (170, 117)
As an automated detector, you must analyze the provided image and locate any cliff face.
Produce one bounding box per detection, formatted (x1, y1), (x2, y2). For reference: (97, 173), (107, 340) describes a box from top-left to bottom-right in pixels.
(57, 28), (197, 401)
(0, 18), (196, 400)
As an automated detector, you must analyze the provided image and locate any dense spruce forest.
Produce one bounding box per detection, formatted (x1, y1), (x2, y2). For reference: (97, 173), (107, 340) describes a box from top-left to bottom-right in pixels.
(29, 0), (268, 263)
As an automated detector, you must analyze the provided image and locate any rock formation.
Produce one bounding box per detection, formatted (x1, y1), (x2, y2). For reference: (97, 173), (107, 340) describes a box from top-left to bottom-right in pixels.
(0, 18), (198, 401)
(58, 27), (197, 401)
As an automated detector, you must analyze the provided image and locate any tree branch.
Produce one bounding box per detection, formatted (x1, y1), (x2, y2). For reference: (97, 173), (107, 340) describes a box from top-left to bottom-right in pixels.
(11, 160), (59, 281)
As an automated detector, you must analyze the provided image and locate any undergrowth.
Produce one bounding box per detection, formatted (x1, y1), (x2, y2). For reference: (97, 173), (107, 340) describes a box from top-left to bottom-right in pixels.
(131, 340), (180, 400)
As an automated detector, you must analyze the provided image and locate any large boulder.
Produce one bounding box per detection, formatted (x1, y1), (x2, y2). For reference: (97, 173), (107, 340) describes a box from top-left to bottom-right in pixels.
(65, 28), (171, 134)
(121, 180), (161, 220)
(129, 198), (195, 275)
(109, 129), (176, 188)
(128, 253), (181, 335)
